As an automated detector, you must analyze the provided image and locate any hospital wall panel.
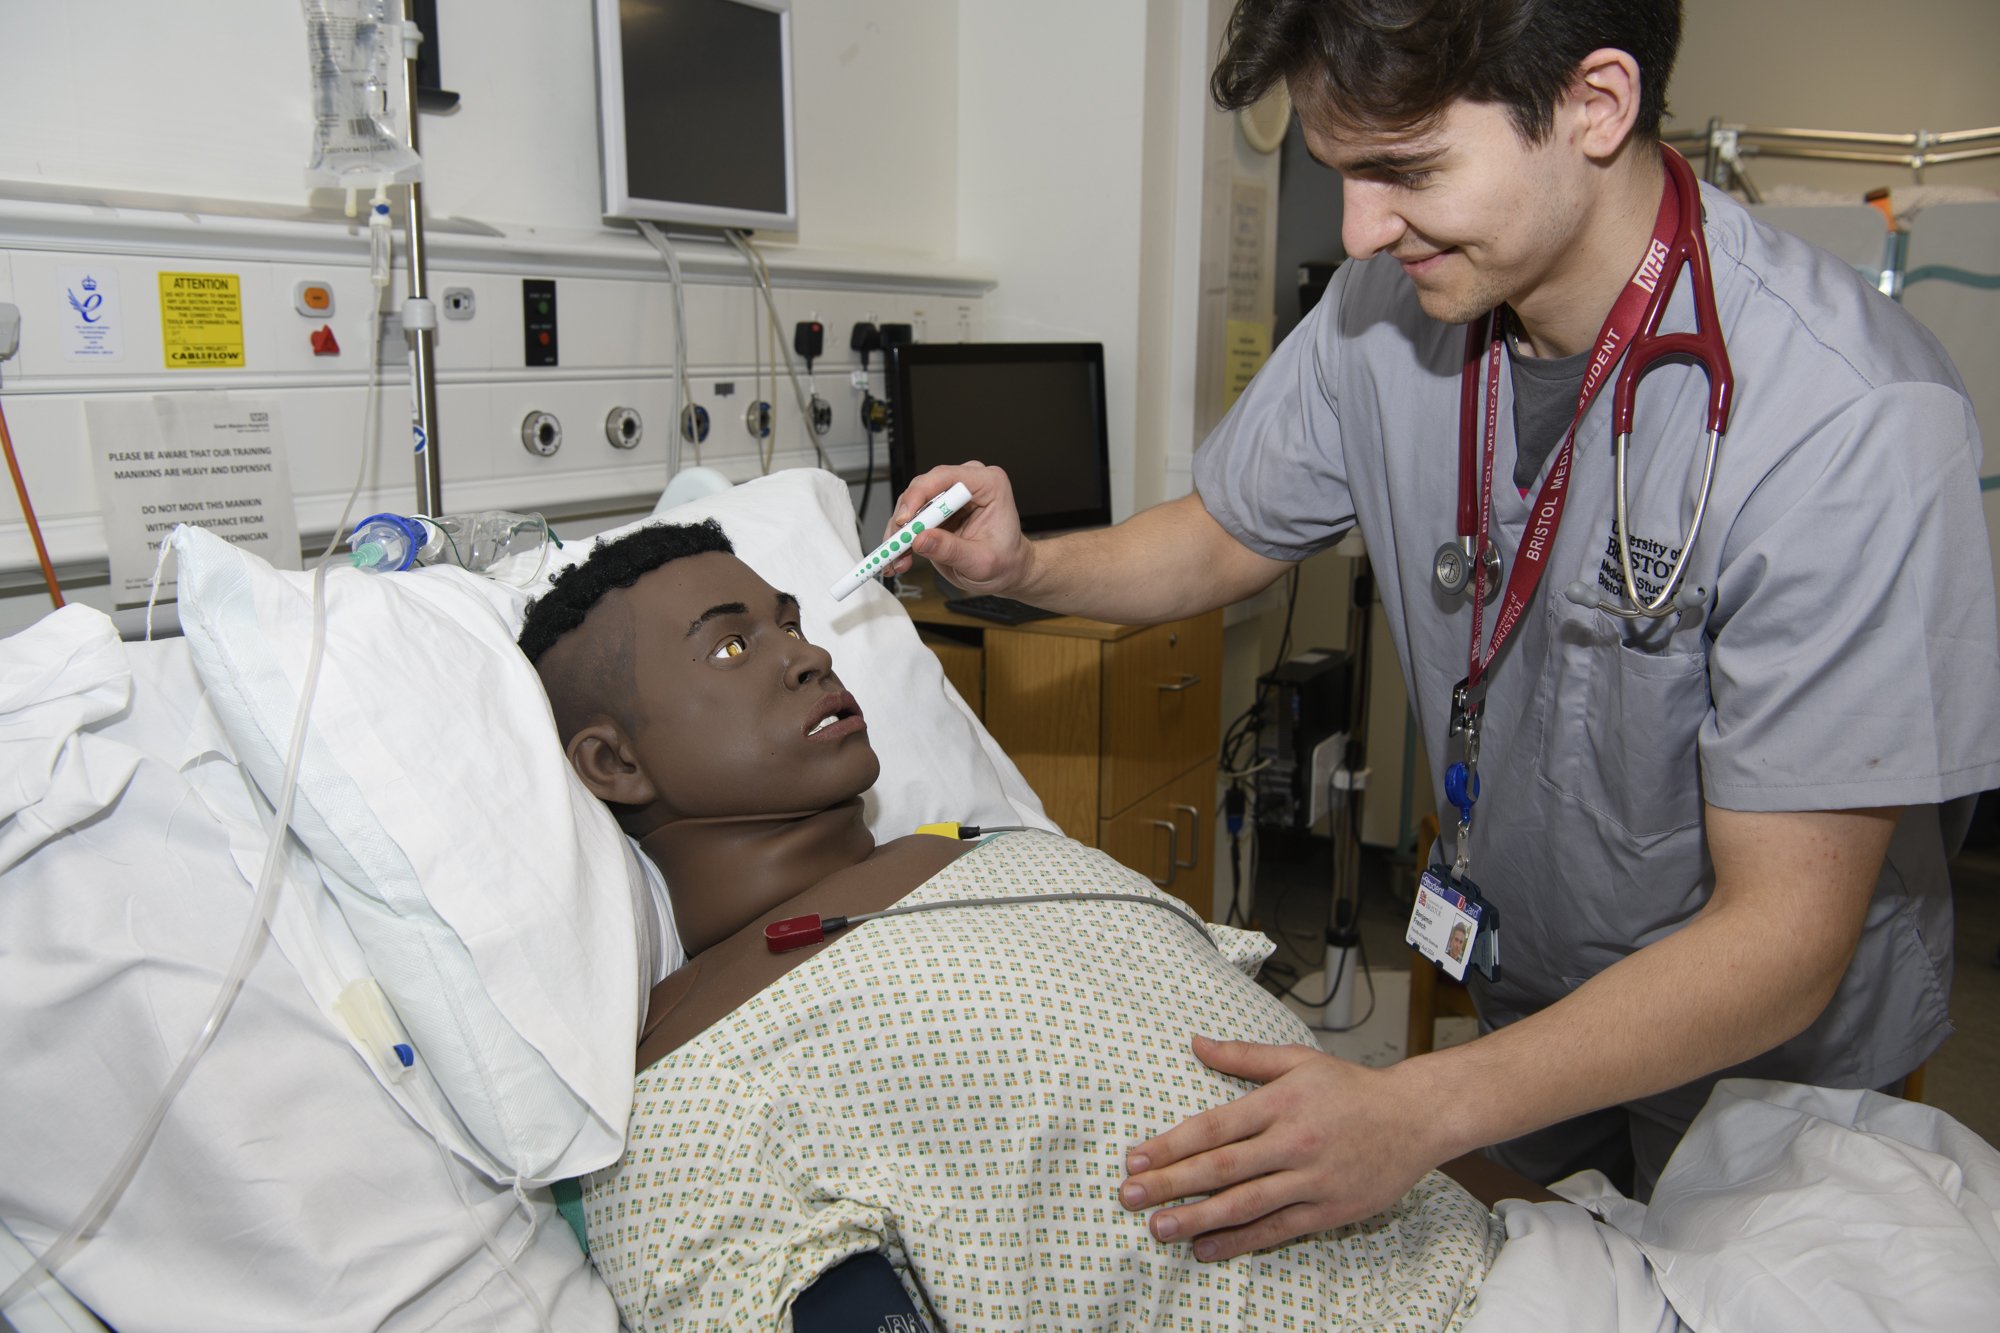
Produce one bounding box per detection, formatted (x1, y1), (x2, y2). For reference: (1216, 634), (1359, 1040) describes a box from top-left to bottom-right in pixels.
(0, 199), (988, 629)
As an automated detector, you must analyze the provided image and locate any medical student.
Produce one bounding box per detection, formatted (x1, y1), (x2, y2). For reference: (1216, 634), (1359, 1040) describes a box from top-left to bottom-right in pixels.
(883, 0), (2000, 1261)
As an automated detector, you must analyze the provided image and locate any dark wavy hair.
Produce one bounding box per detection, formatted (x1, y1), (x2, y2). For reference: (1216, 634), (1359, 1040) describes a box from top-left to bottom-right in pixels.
(517, 519), (734, 663)
(1211, 0), (1682, 143)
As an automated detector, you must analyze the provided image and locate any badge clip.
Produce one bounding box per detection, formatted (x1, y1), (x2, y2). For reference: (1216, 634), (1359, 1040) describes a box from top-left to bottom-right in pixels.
(1407, 867), (1501, 985)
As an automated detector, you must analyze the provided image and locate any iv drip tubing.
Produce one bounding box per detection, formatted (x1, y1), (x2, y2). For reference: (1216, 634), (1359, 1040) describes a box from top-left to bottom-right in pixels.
(0, 557), (335, 1312)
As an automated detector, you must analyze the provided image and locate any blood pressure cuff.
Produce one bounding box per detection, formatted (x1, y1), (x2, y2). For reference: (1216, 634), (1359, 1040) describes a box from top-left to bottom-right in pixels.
(791, 1252), (930, 1333)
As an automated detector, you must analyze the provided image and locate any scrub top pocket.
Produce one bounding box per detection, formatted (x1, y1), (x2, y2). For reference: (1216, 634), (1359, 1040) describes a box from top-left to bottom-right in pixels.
(1538, 601), (1711, 839)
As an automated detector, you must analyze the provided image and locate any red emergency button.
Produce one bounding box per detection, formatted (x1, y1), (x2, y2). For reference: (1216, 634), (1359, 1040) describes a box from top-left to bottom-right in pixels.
(310, 325), (340, 356)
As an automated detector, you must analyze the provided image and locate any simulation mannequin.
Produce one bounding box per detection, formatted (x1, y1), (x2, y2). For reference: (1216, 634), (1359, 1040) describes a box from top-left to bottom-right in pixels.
(517, 521), (1503, 1333)
(519, 520), (973, 1066)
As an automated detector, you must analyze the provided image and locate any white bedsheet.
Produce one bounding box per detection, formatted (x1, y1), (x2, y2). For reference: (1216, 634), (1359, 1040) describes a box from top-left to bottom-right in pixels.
(1464, 1079), (2000, 1333)
(0, 608), (613, 1331)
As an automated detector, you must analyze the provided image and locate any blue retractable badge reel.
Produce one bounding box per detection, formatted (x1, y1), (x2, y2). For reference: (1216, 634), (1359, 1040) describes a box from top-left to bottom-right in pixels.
(1444, 761), (1479, 816)
(1437, 761), (1501, 983)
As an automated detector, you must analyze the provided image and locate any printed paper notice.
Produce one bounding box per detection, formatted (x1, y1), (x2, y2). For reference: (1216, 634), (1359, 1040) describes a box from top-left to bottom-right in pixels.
(58, 265), (123, 361)
(85, 394), (299, 602)
(1223, 180), (1273, 411)
(1222, 319), (1271, 411)
(157, 272), (245, 369)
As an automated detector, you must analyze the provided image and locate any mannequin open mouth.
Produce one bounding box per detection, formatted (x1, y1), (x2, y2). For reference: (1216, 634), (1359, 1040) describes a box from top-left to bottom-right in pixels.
(804, 691), (865, 741)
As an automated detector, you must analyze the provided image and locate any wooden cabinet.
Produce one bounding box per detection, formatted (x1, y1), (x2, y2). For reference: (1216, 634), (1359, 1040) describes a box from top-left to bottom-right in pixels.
(904, 570), (1221, 921)
(1097, 760), (1216, 920)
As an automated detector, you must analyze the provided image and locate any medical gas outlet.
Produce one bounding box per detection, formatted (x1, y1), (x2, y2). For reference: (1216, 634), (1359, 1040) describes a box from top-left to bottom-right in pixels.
(522, 411), (562, 456)
(605, 407), (642, 449)
(681, 404), (711, 444)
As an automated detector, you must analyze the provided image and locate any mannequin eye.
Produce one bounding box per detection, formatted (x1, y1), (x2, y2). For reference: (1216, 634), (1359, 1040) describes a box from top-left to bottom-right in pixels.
(712, 636), (745, 659)
(784, 625), (803, 640)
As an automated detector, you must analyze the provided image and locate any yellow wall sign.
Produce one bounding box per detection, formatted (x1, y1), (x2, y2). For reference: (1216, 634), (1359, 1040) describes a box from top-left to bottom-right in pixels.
(1222, 319), (1271, 411)
(158, 272), (245, 369)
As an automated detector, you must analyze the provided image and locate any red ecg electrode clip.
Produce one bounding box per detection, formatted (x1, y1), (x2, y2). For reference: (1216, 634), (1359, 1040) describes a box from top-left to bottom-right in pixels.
(766, 915), (829, 952)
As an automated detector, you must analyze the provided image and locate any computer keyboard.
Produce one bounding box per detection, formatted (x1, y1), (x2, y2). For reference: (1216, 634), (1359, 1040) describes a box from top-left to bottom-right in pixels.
(944, 594), (1063, 625)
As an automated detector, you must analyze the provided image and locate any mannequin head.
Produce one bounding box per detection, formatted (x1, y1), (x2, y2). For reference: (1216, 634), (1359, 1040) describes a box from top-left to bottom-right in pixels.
(521, 523), (878, 838)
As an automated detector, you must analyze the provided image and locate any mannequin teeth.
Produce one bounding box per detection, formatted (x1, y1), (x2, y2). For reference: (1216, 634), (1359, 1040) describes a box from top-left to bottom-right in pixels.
(808, 713), (839, 736)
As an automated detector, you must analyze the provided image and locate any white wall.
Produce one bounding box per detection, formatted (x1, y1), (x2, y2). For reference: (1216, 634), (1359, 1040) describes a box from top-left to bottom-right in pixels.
(0, 0), (963, 261)
(0, 2), (314, 208)
(956, 0), (1152, 520)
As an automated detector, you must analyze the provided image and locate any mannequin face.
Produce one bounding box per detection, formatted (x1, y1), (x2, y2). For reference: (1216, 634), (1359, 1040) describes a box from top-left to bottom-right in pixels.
(555, 551), (879, 823)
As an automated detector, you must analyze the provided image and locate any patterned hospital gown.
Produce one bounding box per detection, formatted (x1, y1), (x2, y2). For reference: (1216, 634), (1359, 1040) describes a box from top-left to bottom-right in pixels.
(583, 832), (1498, 1332)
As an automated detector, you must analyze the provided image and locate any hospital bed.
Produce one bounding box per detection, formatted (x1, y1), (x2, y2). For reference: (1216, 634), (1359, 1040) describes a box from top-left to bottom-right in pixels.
(4, 470), (1996, 1331)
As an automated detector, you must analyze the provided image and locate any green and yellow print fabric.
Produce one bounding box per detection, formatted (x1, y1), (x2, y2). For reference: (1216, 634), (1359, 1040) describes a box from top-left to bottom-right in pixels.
(583, 831), (1498, 1332)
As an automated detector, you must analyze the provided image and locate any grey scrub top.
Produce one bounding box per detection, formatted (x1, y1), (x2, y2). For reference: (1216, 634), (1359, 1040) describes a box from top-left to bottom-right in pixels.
(1195, 182), (2000, 1117)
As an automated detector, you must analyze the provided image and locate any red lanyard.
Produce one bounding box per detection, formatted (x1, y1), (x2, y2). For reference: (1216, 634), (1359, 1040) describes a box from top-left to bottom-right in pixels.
(1462, 175), (1685, 689)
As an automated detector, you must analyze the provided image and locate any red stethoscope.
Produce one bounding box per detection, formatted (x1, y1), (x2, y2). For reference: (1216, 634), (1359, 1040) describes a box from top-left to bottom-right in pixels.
(1431, 146), (1736, 627)
(1433, 148), (1738, 892)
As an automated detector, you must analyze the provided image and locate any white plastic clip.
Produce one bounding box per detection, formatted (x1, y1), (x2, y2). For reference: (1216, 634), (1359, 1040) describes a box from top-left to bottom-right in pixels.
(402, 297), (437, 331)
(332, 977), (416, 1083)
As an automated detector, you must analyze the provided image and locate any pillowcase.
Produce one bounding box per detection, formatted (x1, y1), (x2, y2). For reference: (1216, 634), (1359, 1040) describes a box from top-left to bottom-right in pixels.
(510, 468), (1056, 843)
(170, 524), (640, 1187)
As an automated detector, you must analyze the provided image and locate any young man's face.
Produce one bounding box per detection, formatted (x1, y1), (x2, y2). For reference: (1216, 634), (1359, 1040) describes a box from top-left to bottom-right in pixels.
(1302, 94), (1584, 326)
(612, 551), (879, 820)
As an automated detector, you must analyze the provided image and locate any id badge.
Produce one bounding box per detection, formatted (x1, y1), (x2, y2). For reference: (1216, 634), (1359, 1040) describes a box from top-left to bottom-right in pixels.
(1407, 869), (1482, 982)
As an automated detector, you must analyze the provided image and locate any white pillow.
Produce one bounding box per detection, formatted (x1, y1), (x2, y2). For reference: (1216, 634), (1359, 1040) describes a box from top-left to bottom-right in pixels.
(169, 524), (640, 1187)
(513, 468), (1055, 843)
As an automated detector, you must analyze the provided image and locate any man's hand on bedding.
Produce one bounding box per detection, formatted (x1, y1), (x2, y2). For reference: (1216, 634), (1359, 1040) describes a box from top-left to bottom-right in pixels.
(884, 462), (1036, 595)
(1117, 1036), (1435, 1261)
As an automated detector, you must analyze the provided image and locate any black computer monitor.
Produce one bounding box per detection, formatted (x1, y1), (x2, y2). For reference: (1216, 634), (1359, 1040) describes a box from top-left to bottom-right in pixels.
(885, 343), (1112, 534)
(594, 0), (797, 232)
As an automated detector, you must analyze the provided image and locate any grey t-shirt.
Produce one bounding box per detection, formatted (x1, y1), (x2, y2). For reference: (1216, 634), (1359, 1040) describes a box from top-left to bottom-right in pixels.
(1507, 325), (1590, 491)
(1193, 182), (2000, 1117)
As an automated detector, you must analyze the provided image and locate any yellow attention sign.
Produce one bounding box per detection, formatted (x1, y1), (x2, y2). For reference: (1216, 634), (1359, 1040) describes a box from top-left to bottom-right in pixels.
(1222, 319), (1271, 411)
(158, 272), (245, 369)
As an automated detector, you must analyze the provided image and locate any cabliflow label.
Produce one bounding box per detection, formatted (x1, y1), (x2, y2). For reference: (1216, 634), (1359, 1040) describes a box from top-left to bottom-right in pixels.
(158, 272), (245, 368)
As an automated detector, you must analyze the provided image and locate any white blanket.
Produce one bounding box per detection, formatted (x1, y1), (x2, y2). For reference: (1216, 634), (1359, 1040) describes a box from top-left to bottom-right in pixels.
(1464, 1080), (2000, 1333)
(584, 831), (1500, 1331)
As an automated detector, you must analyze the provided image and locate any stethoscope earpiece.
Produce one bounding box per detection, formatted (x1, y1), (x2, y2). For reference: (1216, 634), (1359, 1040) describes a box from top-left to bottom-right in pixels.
(1563, 581), (1600, 608)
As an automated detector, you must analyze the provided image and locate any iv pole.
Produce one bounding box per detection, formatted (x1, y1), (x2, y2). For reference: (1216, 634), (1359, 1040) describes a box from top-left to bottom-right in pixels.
(400, 1), (442, 517)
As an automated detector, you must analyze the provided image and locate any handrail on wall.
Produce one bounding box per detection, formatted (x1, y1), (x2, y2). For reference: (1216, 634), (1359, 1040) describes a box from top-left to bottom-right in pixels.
(1663, 119), (2000, 201)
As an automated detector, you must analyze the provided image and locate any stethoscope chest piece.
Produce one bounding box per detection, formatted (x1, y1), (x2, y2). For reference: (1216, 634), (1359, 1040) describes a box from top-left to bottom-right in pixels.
(1434, 539), (1503, 603)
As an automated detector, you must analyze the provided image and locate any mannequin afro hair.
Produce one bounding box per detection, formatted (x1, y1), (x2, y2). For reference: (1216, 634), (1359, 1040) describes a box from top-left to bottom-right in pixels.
(517, 519), (735, 664)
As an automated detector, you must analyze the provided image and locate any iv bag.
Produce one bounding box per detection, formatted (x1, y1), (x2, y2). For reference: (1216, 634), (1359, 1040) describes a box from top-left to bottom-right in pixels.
(301, 0), (423, 193)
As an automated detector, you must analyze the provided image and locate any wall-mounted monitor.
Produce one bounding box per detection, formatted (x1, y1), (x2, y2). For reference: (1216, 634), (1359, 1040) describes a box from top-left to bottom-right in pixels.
(594, 0), (797, 232)
(886, 343), (1112, 534)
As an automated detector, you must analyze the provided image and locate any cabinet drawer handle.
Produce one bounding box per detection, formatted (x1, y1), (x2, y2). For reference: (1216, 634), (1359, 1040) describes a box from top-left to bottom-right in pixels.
(1171, 803), (1200, 868)
(1150, 820), (1179, 886)
(1159, 674), (1202, 692)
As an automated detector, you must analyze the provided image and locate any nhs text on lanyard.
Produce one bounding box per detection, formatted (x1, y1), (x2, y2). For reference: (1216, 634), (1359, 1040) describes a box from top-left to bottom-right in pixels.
(1409, 182), (1683, 985)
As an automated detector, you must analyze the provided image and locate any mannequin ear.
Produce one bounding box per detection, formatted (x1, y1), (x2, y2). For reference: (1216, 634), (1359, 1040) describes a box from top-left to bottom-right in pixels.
(566, 721), (659, 809)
